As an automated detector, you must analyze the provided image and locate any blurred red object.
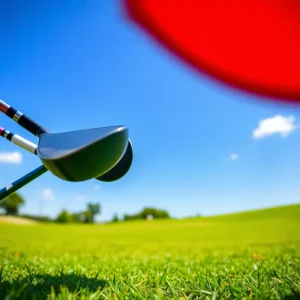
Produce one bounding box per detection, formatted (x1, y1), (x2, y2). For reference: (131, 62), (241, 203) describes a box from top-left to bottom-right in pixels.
(124, 0), (300, 103)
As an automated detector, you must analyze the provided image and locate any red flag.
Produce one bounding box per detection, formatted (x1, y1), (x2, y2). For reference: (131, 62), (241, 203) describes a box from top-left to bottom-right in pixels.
(124, 0), (300, 103)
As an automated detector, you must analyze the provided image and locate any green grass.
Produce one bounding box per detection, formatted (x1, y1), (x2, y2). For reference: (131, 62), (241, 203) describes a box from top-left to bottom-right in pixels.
(0, 204), (300, 299)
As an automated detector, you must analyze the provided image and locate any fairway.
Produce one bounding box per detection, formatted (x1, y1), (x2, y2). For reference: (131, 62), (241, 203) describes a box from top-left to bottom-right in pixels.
(0, 204), (299, 299)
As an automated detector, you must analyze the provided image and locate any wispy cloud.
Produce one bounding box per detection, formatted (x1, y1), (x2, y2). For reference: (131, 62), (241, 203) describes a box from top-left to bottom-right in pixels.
(93, 184), (100, 191)
(0, 152), (22, 164)
(76, 194), (86, 201)
(230, 153), (239, 161)
(253, 115), (297, 139)
(42, 188), (54, 201)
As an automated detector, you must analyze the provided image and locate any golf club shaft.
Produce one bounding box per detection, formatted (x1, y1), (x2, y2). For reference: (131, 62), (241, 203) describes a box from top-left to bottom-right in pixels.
(0, 127), (38, 154)
(0, 99), (48, 137)
(0, 127), (49, 201)
(0, 165), (47, 201)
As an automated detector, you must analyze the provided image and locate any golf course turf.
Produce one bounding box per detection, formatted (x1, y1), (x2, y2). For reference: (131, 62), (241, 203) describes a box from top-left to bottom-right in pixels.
(0, 204), (299, 299)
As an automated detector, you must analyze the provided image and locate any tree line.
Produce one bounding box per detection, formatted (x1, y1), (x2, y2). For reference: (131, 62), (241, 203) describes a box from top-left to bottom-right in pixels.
(0, 192), (101, 224)
(0, 192), (171, 223)
(55, 203), (100, 223)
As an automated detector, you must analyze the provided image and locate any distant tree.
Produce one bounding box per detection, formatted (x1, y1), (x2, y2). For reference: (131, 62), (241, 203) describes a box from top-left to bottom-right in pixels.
(123, 214), (130, 221)
(71, 211), (86, 223)
(0, 192), (24, 216)
(55, 209), (73, 223)
(87, 203), (101, 223)
(124, 207), (170, 221)
(54, 203), (101, 224)
(83, 210), (93, 223)
(111, 213), (120, 223)
(139, 207), (170, 219)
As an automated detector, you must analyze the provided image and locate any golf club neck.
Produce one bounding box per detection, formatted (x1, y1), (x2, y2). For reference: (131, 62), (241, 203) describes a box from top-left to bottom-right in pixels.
(0, 99), (48, 137)
(0, 127), (38, 154)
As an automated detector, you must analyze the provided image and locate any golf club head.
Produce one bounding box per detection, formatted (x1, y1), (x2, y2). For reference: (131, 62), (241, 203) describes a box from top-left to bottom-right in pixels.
(96, 139), (133, 182)
(37, 126), (128, 181)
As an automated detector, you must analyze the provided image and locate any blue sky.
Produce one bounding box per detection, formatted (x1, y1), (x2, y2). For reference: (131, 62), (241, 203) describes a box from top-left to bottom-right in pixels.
(1, 0), (299, 221)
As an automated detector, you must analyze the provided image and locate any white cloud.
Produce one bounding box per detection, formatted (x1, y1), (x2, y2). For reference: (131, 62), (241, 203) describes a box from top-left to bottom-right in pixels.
(42, 188), (54, 201)
(230, 153), (239, 161)
(93, 184), (100, 191)
(252, 115), (297, 139)
(76, 194), (85, 201)
(0, 151), (22, 164)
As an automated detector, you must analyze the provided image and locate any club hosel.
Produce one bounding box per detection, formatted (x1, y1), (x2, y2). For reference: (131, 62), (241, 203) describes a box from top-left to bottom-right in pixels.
(18, 114), (48, 136)
(0, 99), (48, 136)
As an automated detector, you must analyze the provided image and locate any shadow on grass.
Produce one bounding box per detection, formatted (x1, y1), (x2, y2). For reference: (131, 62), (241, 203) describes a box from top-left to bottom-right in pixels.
(0, 273), (107, 298)
(283, 292), (300, 300)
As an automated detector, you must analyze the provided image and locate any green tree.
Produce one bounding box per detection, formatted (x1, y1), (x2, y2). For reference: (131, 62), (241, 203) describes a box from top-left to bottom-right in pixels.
(55, 209), (73, 223)
(140, 207), (170, 219)
(0, 192), (24, 216)
(124, 207), (170, 221)
(111, 213), (120, 223)
(84, 210), (93, 223)
(70, 209), (94, 223)
(87, 203), (101, 223)
(123, 214), (130, 221)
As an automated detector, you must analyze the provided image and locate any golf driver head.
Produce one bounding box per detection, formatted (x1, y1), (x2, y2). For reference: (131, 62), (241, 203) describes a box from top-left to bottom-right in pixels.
(97, 139), (133, 182)
(37, 126), (128, 181)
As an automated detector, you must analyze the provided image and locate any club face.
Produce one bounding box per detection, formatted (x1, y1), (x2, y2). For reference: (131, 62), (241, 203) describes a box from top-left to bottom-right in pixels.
(96, 139), (133, 182)
(37, 126), (129, 181)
